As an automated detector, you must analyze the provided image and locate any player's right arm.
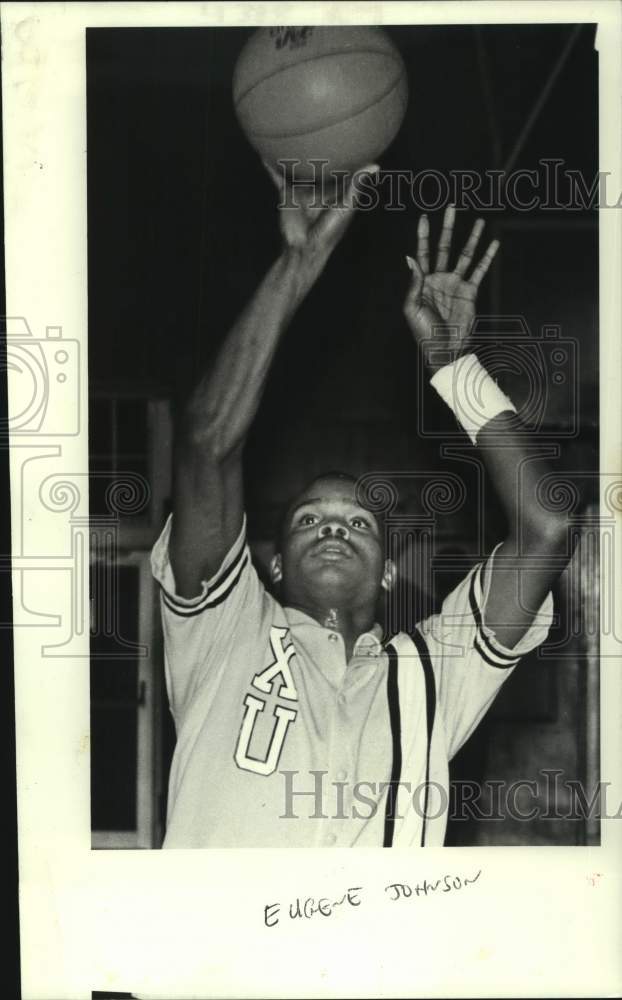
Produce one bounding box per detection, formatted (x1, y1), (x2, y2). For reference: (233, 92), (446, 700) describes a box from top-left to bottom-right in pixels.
(170, 162), (379, 597)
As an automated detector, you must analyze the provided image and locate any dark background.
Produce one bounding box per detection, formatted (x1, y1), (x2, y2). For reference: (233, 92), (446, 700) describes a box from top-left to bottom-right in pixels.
(87, 24), (598, 846)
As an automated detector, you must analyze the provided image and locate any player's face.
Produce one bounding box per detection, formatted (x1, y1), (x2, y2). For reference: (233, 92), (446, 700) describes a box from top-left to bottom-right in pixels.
(274, 477), (392, 611)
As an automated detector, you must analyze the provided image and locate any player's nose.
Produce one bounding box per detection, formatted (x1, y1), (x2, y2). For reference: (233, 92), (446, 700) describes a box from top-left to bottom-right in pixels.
(318, 520), (350, 541)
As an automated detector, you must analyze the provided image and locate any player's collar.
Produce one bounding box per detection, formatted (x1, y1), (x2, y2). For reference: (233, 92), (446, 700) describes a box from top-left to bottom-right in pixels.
(284, 606), (383, 653)
(353, 622), (384, 657)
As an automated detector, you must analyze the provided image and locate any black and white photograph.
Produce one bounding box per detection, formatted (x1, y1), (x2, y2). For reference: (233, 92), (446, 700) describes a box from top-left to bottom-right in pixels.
(3, 3), (622, 998)
(88, 22), (599, 851)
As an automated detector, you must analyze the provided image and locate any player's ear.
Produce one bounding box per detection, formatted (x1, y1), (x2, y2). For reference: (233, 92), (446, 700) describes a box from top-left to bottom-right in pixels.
(270, 553), (283, 584)
(381, 558), (396, 592)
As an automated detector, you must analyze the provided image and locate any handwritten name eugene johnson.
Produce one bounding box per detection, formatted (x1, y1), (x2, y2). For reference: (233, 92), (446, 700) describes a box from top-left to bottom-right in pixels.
(264, 870), (482, 928)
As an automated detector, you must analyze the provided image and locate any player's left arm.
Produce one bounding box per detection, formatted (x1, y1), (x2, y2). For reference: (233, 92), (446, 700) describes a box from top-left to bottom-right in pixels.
(403, 207), (572, 649)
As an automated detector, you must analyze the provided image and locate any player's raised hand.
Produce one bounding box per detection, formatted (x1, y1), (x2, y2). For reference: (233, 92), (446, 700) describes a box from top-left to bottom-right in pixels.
(403, 206), (500, 360)
(263, 159), (380, 258)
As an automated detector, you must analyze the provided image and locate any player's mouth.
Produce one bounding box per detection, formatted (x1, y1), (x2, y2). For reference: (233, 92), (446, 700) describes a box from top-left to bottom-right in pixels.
(312, 539), (352, 560)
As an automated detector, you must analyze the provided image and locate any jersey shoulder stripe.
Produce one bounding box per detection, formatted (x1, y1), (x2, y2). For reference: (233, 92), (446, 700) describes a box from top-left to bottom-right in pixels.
(161, 550), (250, 617)
(468, 562), (520, 669)
(160, 527), (249, 617)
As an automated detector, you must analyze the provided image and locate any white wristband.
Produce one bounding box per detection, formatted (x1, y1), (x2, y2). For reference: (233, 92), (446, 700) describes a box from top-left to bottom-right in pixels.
(429, 353), (517, 445)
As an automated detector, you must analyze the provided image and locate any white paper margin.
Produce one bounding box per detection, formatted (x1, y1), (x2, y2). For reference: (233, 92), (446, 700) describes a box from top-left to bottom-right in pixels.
(3, 2), (621, 998)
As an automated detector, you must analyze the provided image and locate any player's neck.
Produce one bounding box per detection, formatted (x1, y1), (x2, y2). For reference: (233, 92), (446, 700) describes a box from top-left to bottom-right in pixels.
(302, 602), (376, 661)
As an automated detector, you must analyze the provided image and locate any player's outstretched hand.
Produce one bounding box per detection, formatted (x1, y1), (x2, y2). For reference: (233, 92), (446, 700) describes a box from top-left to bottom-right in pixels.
(403, 206), (500, 362)
(263, 159), (380, 260)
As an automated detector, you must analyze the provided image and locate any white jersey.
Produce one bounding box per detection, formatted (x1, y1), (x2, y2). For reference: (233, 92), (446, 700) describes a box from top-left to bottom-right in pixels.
(151, 515), (553, 848)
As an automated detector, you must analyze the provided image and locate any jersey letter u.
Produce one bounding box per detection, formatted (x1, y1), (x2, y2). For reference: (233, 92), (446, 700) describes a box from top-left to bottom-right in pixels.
(235, 626), (299, 775)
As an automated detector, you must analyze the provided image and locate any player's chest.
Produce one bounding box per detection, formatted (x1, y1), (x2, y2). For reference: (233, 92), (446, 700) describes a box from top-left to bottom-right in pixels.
(223, 623), (388, 778)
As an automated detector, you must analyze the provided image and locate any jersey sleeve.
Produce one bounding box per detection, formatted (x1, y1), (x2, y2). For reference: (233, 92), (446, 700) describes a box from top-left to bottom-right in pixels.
(150, 513), (265, 725)
(418, 544), (554, 761)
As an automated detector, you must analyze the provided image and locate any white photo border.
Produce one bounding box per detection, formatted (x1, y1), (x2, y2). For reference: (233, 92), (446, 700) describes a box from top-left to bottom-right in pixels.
(3, 2), (621, 998)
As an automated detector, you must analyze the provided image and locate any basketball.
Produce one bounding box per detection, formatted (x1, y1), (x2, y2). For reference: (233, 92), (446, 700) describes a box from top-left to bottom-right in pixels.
(233, 26), (408, 182)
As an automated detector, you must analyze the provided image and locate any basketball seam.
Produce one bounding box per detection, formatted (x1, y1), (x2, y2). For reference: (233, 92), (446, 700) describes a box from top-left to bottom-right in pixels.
(233, 47), (405, 108)
(242, 70), (407, 141)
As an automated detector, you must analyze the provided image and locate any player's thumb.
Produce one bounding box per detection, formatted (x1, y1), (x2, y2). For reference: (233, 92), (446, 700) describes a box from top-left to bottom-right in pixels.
(349, 162), (380, 209)
(315, 163), (379, 250)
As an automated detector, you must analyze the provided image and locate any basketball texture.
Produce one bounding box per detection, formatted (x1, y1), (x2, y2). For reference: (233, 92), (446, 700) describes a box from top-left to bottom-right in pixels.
(233, 26), (408, 180)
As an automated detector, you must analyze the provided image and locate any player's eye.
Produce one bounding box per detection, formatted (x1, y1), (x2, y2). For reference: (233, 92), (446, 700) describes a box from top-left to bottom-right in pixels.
(298, 513), (318, 526)
(351, 516), (369, 529)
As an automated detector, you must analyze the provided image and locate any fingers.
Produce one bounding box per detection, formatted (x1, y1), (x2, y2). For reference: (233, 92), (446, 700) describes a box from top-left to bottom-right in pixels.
(262, 159), (285, 192)
(470, 238), (501, 288)
(417, 215), (430, 274)
(319, 163), (380, 218)
(354, 162), (381, 179)
(424, 209), (499, 286)
(349, 163), (380, 207)
(454, 218), (485, 277)
(405, 254), (425, 301)
(317, 163), (379, 244)
(435, 205), (456, 271)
